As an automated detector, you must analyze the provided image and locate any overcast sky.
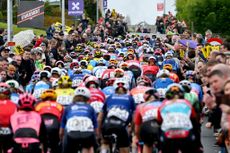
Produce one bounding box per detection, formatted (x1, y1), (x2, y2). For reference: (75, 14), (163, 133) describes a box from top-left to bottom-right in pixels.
(107, 0), (176, 25)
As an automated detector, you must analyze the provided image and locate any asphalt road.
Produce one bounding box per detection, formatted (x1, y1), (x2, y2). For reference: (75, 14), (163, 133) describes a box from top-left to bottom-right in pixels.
(201, 119), (221, 153)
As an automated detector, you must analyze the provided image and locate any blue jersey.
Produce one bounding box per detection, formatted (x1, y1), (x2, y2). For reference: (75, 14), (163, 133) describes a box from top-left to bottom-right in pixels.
(61, 102), (97, 132)
(102, 86), (115, 97)
(153, 78), (174, 89)
(33, 81), (51, 99)
(102, 94), (135, 124)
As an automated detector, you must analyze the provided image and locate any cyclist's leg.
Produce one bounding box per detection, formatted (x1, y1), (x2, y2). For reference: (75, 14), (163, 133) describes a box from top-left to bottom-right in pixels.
(119, 147), (129, 153)
(160, 138), (178, 153)
(143, 145), (153, 153)
(82, 147), (94, 153)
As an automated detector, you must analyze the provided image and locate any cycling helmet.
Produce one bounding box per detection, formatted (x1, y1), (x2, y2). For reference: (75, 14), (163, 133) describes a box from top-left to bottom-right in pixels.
(114, 68), (125, 78)
(165, 83), (184, 99)
(144, 88), (159, 99)
(40, 89), (57, 100)
(85, 76), (99, 88)
(119, 62), (129, 69)
(18, 93), (36, 110)
(39, 70), (51, 79)
(179, 80), (192, 92)
(55, 60), (65, 68)
(43, 66), (52, 72)
(165, 52), (173, 58)
(69, 52), (77, 58)
(156, 69), (170, 78)
(94, 50), (103, 57)
(74, 87), (91, 99)
(70, 62), (79, 69)
(149, 56), (157, 62)
(185, 70), (195, 80)
(0, 83), (11, 95)
(113, 78), (129, 91)
(6, 80), (19, 89)
(136, 75), (152, 86)
(58, 75), (72, 87)
(163, 64), (173, 71)
(79, 60), (88, 67)
(97, 59), (106, 66)
(51, 67), (62, 76)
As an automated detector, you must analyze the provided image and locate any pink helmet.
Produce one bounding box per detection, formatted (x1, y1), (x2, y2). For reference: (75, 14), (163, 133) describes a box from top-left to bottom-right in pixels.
(18, 93), (36, 110)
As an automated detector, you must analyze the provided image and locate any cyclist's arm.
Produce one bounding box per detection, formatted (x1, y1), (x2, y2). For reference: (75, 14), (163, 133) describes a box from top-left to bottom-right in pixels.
(59, 107), (67, 140)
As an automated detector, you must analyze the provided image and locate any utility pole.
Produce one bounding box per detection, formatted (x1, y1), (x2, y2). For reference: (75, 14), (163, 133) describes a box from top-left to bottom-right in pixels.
(163, 0), (166, 15)
(7, 0), (12, 42)
(62, 0), (65, 31)
(96, 0), (98, 23)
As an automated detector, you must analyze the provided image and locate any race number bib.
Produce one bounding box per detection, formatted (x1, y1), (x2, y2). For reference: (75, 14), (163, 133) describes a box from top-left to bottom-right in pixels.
(72, 79), (83, 87)
(66, 116), (94, 132)
(107, 107), (129, 122)
(33, 89), (47, 99)
(142, 109), (158, 122)
(161, 113), (192, 131)
(0, 127), (11, 135)
(133, 93), (144, 104)
(57, 95), (73, 106)
(90, 101), (104, 113)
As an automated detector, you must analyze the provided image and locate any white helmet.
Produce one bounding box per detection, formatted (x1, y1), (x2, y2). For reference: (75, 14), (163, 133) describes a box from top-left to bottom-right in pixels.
(39, 70), (51, 79)
(6, 80), (19, 89)
(74, 87), (91, 99)
(51, 67), (62, 76)
(156, 69), (170, 78)
(113, 78), (129, 91)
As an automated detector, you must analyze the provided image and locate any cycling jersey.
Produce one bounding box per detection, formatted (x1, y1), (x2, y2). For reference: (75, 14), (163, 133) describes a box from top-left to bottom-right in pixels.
(102, 86), (115, 98)
(158, 99), (196, 139)
(0, 100), (16, 135)
(55, 88), (75, 106)
(135, 101), (162, 124)
(102, 94), (135, 124)
(10, 111), (47, 153)
(184, 92), (200, 112)
(33, 81), (51, 99)
(153, 78), (174, 89)
(61, 102), (97, 132)
(130, 86), (151, 104)
(88, 88), (106, 114)
(35, 100), (64, 121)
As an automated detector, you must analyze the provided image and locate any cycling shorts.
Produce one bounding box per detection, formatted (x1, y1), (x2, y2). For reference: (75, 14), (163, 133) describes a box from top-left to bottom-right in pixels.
(62, 131), (96, 153)
(102, 117), (130, 148)
(140, 120), (160, 146)
(12, 142), (41, 153)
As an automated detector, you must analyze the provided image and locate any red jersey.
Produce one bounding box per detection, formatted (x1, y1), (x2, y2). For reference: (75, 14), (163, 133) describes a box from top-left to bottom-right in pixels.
(0, 100), (17, 127)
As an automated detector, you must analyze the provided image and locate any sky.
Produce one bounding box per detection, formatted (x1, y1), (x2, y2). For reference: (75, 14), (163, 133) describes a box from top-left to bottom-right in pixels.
(107, 0), (176, 25)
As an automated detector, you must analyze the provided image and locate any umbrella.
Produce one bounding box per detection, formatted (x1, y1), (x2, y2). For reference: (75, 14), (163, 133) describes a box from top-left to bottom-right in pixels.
(179, 39), (198, 49)
(13, 30), (35, 48)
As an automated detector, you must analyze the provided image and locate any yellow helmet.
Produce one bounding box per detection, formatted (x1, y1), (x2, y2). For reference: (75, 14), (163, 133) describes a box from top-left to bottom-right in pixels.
(163, 64), (173, 71)
(40, 89), (57, 100)
(58, 75), (72, 87)
(109, 59), (118, 65)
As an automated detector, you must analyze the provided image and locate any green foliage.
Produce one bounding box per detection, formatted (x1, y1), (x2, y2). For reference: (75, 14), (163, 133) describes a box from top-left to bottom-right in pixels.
(176, 0), (230, 35)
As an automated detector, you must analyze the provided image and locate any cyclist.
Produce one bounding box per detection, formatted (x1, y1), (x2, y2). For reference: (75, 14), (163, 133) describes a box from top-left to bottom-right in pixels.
(35, 89), (64, 153)
(134, 88), (161, 153)
(33, 70), (52, 100)
(98, 78), (135, 153)
(56, 75), (75, 106)
(10, 93), (47, 153)
(6, 80), (23, 104)
(60, 87), (97, 153)
(0, 83), (17, 153)
(157, 84), (200, 153)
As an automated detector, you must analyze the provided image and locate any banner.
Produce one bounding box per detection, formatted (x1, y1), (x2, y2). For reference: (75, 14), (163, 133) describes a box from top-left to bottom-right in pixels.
(103, 0), (107, 10)
(17, 1), (44, 28)
(157, 3), (164, 12)
(68, 0), (84, 16)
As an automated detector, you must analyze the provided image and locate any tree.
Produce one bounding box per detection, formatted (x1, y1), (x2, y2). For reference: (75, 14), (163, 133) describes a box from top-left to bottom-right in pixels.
(176, 0), (230, 35)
